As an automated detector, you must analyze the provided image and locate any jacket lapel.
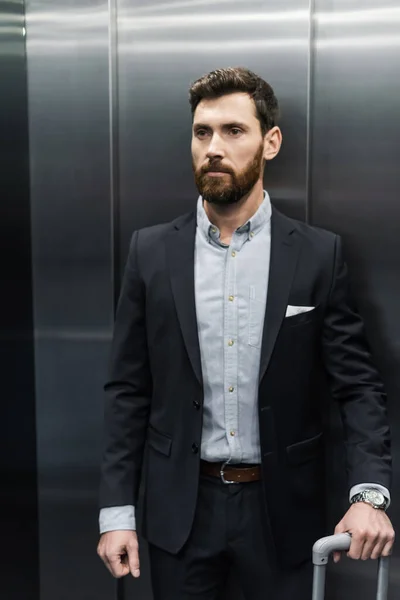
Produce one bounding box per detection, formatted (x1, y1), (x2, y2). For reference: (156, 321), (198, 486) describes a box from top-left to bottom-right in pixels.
(165, 207), (301, 387)
(258, 207), (301, 383)
(165, 213), (203, 386)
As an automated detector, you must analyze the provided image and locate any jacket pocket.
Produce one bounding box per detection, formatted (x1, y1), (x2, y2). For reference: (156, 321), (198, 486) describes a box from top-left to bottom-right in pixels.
(283, 304), (320, 329)
(286, 432), (323, 465)
(147, 425), (172, 456)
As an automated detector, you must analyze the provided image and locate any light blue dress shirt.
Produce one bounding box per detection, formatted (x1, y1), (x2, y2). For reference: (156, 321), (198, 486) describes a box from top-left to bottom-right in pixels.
(195, 190), (271, 465)
(99, 192), (390, 533)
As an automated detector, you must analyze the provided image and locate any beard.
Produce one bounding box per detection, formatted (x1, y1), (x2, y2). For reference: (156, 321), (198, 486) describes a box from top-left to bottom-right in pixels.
(193, 144), (264, 205)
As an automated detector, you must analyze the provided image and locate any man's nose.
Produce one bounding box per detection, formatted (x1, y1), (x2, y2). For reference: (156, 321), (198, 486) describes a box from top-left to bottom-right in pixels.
(206, 134), (225, 160)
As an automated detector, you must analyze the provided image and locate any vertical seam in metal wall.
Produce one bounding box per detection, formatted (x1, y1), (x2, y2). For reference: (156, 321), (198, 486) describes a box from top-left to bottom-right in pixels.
(305, 0), (316, 225)
(20, 2), (41, 597)
(108, 0), (122, 318)
(108, 2), (124, 597)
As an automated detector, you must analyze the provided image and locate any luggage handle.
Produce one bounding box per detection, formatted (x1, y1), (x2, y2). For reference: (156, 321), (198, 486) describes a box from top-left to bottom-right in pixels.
(312, 533), (390, 600)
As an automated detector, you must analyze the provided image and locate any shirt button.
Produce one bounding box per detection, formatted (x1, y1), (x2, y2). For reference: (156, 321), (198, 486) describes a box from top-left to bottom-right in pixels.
(193, 399), (201, 410)
(231, 251), (236, 257)
(211, 227), (217, 233)
(230, 430), (236, 437)
(228, 340), (234, 346)
(228, 386), (234, 393)
(192, 443), (199, 454)
(228, 295), (234, 302)
(250, 231), (255, 238)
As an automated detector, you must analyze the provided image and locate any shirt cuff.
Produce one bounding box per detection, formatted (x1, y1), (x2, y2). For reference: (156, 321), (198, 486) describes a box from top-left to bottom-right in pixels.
(349, 483), (391, 509)
(99, 505), (136, 533)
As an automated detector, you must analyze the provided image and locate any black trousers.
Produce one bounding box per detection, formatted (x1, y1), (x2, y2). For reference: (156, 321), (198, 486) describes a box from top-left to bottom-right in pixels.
(148, 473), (312, 600)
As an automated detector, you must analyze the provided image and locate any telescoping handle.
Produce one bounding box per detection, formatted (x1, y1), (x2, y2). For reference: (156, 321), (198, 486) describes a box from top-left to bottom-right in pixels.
(312, 533), (390, 600)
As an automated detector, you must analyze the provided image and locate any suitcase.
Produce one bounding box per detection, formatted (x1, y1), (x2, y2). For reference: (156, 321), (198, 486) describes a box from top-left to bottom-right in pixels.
(312, 533), (390, 600)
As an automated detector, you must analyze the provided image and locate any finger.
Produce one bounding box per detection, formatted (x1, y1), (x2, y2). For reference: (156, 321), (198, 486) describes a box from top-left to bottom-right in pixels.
(101, 553), (123, 578)
(97, 547), (116, 576)
(100, 554), (113, 575)
(370, 537), (388, 560)
(334, 522), (346, 536)
(348, 533), (366, 560)
(333, 522), (347, 563)
(104, 551), (129, 579)
(109, 552), (130, 578)
(360, 532), (379, 561)
(333, 551), (341, 563)
(370, 526), (393, 560)
(127, 544), (141, 578)
(381, 532), (396, 557)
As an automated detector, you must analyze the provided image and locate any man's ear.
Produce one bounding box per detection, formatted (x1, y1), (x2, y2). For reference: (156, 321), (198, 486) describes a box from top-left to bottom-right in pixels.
(263, 126), (282, 162)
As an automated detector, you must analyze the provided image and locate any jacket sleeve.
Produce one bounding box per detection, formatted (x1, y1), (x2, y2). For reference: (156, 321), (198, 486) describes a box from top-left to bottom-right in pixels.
(321, 235), (392, 493)
(99, 230), (152, 508)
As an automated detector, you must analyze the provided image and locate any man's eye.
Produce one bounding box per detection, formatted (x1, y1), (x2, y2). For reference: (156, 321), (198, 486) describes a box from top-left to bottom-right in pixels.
(196, 130), (208, 137)
(230, 128), (242, 136)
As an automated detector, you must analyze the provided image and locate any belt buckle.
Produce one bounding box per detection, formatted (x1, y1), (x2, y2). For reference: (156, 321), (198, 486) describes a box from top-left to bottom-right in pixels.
(220, 460), (239, 485)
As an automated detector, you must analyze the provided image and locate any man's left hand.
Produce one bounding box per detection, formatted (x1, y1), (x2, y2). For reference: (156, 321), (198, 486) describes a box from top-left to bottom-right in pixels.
(333, 502), (395, 563)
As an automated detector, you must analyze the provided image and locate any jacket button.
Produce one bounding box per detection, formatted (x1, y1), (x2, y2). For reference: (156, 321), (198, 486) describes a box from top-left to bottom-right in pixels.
(193, 399), (200, 410)
(192, 443), (199, 454)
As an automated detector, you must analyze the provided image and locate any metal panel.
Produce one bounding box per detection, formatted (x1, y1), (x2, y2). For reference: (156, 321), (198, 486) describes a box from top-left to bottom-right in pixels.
(25, 1), (115, 598)
(311, 2), (400, 598)
(116, 1), (311, 598)
(0, 1), (39, 599)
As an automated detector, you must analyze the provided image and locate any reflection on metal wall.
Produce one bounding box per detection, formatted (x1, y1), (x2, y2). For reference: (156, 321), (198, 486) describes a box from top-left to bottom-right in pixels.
(311, 2), (400, 598)
(23, 0), (400, 598)
(116, 1), (311, 599)
(0, 1), (38, 599)
(25, 1), (114, 598)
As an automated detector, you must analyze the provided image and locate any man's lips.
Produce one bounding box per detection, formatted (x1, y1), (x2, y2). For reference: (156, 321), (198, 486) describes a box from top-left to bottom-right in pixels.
(206, 171), (230, 176)
(203, 167), (232, 174)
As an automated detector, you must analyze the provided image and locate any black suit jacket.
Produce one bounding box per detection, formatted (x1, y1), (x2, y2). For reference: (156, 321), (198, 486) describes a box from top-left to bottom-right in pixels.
(99, 206), (391, 567)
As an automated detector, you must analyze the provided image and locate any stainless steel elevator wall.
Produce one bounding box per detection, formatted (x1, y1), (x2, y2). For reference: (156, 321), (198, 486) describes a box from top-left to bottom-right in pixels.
(0, 1), (38, 598)
(25, 1), (115, 598)
(23, 1), (400, 599)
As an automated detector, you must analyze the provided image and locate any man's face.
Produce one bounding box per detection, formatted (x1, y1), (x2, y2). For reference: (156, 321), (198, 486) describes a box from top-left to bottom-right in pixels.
(191, 92), (269, 205)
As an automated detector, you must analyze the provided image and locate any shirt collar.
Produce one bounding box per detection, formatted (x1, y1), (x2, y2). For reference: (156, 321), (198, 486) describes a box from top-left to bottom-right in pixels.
(196, 190), (272, 243)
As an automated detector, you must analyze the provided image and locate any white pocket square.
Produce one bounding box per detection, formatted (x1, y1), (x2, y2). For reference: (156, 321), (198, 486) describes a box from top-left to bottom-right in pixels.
(285, 305), (315, 318)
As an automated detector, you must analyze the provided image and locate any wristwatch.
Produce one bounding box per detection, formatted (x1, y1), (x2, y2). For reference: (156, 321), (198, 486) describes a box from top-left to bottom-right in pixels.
(350, 489), (389, 511)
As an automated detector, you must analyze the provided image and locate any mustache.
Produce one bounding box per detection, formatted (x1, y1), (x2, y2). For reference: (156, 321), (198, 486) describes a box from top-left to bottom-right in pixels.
(200, 162), (233, 174)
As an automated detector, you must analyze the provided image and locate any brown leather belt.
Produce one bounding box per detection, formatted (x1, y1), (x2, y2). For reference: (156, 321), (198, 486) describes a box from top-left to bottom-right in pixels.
(200, 460), (261, 483)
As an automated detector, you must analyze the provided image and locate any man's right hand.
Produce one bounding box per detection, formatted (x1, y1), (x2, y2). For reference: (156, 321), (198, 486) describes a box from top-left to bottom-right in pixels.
(97, 530), (140, 578)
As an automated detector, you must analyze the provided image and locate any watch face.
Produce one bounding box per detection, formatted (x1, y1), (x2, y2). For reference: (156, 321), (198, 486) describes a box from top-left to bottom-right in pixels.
(365, 490), (385, 506)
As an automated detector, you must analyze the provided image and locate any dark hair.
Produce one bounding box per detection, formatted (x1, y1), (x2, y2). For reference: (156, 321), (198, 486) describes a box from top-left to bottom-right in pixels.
(189, 67), (279, 136)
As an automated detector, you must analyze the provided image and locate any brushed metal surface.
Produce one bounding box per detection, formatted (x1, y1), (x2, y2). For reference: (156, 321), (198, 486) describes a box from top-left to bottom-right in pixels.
(21, 1), (400, 599)
(25, 1), (115, 598)
(311, 1), (400, 598)
(0, 2), (39, 599)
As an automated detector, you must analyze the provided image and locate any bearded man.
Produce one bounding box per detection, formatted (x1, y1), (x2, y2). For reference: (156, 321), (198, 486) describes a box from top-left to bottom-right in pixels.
(97, 67), (394, 600)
